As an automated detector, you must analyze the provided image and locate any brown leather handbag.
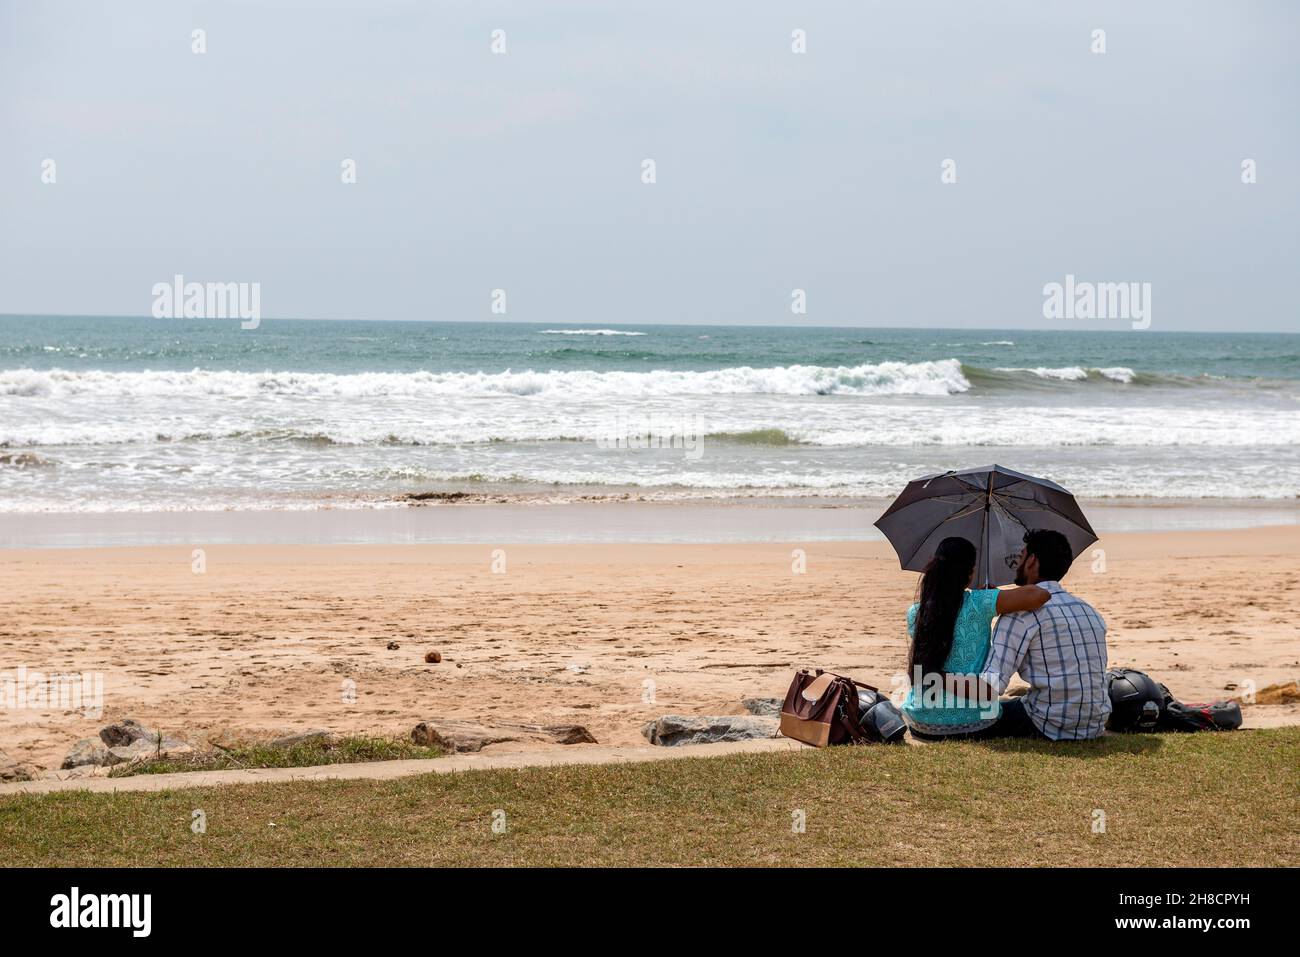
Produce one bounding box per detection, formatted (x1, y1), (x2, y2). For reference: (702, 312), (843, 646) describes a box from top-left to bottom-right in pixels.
(779, 669), (874, 747)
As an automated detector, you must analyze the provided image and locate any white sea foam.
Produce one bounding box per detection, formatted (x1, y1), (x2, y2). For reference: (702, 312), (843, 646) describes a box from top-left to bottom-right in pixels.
(3, 394), (1295, 449)
(996, 366), (1135, 383)
(2, 460), (1297, 513)
(998, 366), (1087, 381)
(0, 360), (973, 400)
(1094, 366), (1136, 383)
(539, 329), (647, 336)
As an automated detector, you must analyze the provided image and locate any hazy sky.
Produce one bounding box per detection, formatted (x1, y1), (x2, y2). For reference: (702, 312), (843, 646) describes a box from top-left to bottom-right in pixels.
(1, 0), (1296, 331)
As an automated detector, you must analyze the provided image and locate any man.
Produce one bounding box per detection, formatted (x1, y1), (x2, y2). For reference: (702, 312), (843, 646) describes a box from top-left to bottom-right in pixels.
(969, 528), (1111, 740)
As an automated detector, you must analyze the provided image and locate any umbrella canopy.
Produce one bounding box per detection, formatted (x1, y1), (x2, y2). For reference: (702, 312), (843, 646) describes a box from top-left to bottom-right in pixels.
(874, 465), (1098, 587)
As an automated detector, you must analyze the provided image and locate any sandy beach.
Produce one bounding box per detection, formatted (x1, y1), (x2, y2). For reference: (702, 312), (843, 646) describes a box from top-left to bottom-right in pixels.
(2, 523), (1297, 774)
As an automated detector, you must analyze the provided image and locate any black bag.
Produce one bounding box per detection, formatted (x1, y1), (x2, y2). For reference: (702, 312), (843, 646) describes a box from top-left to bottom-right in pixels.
(1155, 684), (1243, 732)
(855, 687), (907, 744)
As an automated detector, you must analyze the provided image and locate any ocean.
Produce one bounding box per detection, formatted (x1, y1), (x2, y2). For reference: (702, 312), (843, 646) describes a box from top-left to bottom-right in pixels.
(1, 315), (1297, 513)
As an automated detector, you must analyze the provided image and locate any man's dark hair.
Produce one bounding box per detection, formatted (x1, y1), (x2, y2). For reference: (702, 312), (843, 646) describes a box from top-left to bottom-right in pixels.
(1023, 529), (1074, 581)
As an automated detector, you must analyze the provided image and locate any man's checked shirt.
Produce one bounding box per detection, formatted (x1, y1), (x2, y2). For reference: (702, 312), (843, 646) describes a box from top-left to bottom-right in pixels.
(979, 581), (1111, 740)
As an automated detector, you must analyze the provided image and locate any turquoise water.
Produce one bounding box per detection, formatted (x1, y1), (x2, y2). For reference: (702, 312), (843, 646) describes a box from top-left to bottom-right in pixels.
(4, 315), (1298, 379)
(1, 315), (1297, 511)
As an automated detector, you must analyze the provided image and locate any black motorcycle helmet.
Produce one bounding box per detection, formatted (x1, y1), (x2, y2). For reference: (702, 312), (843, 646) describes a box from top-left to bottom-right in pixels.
(1106, 668), (1164, 732)
(856, 688), (907, 744)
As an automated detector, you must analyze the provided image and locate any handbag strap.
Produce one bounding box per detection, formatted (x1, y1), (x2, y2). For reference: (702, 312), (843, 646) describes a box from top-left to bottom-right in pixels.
(826, 670), (879, 694)
(833, 680), (869, 744)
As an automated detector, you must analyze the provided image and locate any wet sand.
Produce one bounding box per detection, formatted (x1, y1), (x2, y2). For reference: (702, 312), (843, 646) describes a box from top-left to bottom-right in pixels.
(1, 498), (1295, 548)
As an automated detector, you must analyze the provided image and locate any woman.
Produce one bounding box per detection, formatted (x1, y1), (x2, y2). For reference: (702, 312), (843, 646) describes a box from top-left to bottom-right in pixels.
(902, 536), (1050, 740)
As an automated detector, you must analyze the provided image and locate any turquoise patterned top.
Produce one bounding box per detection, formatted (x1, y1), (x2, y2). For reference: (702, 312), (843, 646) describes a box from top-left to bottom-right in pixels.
(902, 589), (1003, 727)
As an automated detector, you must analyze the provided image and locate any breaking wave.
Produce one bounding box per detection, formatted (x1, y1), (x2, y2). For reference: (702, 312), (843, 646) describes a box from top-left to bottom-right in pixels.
(539, 329), (647, 336)
(994, 366), (1136, 384)
(0, 360), (973, 399)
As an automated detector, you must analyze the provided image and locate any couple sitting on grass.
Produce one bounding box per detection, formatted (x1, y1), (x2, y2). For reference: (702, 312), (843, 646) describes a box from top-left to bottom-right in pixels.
(901, 528), (1111, 741)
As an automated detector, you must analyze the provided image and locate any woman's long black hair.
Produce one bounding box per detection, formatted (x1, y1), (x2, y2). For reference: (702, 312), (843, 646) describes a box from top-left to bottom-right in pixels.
(908, 536), (977, 679)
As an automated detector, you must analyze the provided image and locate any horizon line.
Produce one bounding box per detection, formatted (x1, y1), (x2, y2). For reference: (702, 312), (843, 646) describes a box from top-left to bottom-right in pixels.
(0, 313), (1293, 336)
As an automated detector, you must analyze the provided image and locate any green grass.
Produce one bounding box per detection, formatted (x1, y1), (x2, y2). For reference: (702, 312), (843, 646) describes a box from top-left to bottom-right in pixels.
(3, 729), (1296, 867)
(107, 736), (444, 777)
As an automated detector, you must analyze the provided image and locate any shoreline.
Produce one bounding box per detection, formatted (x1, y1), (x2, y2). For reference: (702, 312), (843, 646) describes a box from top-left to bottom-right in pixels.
(2, 498), (1296, 549)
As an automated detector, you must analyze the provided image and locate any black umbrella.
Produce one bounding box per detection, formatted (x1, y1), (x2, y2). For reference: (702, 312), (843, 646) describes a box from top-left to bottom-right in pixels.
(874, 465), (1098, 587)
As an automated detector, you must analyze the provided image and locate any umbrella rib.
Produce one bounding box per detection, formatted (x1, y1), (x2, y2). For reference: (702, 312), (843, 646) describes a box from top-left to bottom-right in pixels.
(988, 482), (1055, 509)
(951, 476), (987, 495)
(991, 493), (1096, 538)
(943, 502), (986, 522)
(925, 494), (982, 506)
(993, 496), (1050, 512)
(898, 501), (985, 568)
(991, 498), (1029, 530)
(993, 481), (1095, 532)
(995, 492), (1066, 510)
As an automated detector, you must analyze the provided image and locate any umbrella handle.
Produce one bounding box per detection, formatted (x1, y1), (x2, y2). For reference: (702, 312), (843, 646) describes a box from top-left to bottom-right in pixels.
(979, 472), (994, 589)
